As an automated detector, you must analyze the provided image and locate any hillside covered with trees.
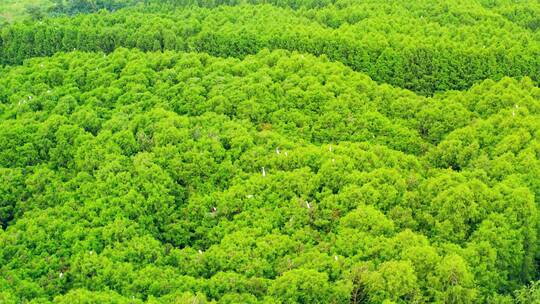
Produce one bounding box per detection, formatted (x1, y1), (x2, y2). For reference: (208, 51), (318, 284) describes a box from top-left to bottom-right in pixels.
(1, 0), (540, 303)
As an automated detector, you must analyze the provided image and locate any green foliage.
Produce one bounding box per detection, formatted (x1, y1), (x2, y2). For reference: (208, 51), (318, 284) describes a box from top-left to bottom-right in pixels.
(514, 281), (540, 304)
(49, 0), (146, 16)
(0, 48), (538, 302)
(1, 1), (540, 94)
(0, 0), (53, 23)
(1, 0), (540, 303)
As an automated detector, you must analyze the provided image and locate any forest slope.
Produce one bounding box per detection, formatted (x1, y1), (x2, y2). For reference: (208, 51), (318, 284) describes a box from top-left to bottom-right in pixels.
(1, 48), (539, 303)
(1, 1), (539, 95)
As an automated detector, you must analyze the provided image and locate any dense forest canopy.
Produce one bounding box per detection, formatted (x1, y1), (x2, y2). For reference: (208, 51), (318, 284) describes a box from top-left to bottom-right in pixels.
(2, 0), (540, 94)
(1, 0), (540, 303)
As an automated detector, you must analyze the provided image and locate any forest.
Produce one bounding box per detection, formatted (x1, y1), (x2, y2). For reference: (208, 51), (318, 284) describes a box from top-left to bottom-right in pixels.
(1, 0), (540, 303)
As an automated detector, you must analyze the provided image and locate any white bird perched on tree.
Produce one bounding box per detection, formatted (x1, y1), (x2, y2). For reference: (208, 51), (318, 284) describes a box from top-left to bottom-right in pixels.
(198, 250), (203, 254)
(329, 145), (332, 152)
(262, 167), (266, 177)
(284, 151), (288, 157)
(211, 206), (217, 213)
(334, 255), (339, 261)
(59, 272), (64, 278)
(276, 147), (280, 154)
(305, 201), (311, 209)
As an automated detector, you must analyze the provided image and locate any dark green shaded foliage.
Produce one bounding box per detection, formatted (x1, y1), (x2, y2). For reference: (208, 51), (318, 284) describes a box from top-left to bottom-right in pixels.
(1, 1), (539, 94)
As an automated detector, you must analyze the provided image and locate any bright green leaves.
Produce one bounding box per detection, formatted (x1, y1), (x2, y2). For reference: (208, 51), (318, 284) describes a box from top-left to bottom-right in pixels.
(365, 260), (420, 303)
(432, 255), (478, 304)
(0, 47), (539, 303)
(269, 268), (350, 304)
